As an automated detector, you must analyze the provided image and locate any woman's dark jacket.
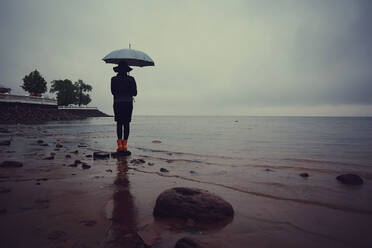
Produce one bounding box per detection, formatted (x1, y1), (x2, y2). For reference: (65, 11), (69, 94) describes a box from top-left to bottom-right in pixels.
(111, 73), (137, 102)
(111, 73), (137, 122)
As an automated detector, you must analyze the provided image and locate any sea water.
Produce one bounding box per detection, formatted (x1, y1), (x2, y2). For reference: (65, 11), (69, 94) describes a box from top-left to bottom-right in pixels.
(3, 116), (372, 247)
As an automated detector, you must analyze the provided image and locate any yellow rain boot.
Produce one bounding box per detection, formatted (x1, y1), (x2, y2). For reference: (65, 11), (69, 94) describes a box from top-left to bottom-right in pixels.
(117, 139), (123, 152)
(122, 140), (128, 151)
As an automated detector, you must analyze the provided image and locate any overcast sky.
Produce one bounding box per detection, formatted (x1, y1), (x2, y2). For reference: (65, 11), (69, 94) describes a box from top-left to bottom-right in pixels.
(1, 0), (371, 116)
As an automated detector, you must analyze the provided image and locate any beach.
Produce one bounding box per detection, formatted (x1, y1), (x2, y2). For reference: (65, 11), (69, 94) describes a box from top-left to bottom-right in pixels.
(1, 116), (372, 248)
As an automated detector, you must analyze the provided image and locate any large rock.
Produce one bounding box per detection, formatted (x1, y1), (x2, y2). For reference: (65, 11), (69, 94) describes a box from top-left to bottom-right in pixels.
(336, 174), (364, 185)
(153, 187), (234, 223)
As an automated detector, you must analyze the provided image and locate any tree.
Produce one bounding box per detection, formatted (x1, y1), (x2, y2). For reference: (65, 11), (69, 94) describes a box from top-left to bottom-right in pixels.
(50, 79), (78, 106)
(74, 79), (92, 106)
(79, 93), (92, 106)
(21, 70), (47, 95)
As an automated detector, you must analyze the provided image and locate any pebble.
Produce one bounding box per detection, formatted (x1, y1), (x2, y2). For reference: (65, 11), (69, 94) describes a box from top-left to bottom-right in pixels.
(130, 158), (146, 165)
(0, 140), (11, 146)
(300, 173), (309, 178)
(0, 187), (11, 193)
(93, 151), (109, 159)
(65, 154), (71, 159)
(43, 156), (54, 160)
(56, 142), (63, 148)
(336, 174), (364, 185)
(160, 168), (169, 173)
(80, 220), (97, 226)
(82, 163), (91, 169)
(0, 161), (23, 168)
(47, 230), (66, 240)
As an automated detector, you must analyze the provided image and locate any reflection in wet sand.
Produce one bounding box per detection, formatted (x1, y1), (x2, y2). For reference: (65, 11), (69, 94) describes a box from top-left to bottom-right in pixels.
(104, 156), (144, 248)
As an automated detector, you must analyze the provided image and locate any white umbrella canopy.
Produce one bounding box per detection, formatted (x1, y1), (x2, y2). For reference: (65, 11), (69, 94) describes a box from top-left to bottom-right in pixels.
(102, 48), (155, 67)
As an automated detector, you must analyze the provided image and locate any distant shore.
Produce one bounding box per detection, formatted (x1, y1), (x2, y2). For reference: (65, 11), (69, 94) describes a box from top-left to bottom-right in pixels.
(0, 102), (111, 124)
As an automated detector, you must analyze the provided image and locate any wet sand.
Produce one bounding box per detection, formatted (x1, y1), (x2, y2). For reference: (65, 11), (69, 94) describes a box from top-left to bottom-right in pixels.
(1, 122), (372, 248)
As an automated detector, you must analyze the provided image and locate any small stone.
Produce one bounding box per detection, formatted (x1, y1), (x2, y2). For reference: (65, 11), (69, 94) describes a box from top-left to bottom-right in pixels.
(152, 140), (162, 144)
(93, 151), (109, 159)
(43, 156), (54, 160)
(80, 220), (97, 226)
(82, 163), (91, 169)
(36, 139), (44, 144)
(74, 159), (82, 165)
(78, 143), (88, 148)
(336, 174), (364, 185)
(36, 182), (41, 185)
(190, 170), (197, 174)
(65, 154), (71, 159)
(47, 230), (66, 240)
(130, 158), (146, 165)
(0, 161), (23, 168)
(85, 154), (92, 158)
(39, 143), (49, 147)
(300, 173), (309, 178)
(50, 152), (56, 156)
(148, 162), (154, 166)
(0, 187), (11, 193)
(265, 168), (273, 172)
(56, 142), (63, 148)
(0, 140), (11, 146)
(106, 169), (113, 173)
(0, 128), (10, 133)
(175, 237), (203, 248)
(36, 178), (48, 181)
(34, 198), (50, 204)
(68, 163), (78, 167)
(160, 168), (169, 173)
(71, 150), (79, 154)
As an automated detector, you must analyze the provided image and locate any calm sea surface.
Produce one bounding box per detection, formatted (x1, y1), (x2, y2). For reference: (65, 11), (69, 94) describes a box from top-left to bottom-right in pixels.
(39, 116), (372, 165)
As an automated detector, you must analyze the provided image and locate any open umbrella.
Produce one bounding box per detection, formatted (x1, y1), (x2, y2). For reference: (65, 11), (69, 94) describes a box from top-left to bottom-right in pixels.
(102, 48), (155, 67)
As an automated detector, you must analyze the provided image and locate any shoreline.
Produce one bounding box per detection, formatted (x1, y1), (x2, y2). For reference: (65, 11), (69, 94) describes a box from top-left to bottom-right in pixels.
(0, 102), (111, 124)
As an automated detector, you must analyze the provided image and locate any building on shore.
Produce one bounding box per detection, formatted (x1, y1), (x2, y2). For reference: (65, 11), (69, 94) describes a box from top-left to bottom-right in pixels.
(0, 83), (11, 94)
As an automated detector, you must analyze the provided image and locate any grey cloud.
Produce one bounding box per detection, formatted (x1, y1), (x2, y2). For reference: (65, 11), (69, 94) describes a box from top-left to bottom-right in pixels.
(0, 0), (371, 115)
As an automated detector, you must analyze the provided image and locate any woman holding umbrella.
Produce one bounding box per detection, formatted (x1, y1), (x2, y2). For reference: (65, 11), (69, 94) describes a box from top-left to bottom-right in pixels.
(111, 62), (137, 153)
(103, 47), (154, 154)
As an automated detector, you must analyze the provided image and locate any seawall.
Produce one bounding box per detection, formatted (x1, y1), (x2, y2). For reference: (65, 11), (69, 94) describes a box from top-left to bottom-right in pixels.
(0, 102), (110, 124)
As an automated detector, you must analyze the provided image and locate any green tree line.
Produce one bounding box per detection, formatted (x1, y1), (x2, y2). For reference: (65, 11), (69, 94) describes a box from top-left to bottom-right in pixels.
(21, 69), (92, 106)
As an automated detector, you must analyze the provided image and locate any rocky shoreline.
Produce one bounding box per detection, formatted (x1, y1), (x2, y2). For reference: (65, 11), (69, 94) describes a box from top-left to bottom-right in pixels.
(0, 102), (111, 124)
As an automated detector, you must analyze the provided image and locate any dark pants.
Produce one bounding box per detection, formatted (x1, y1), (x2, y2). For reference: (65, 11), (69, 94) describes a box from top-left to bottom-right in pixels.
(113, 101), (133, 140)
(117, 122), (130, 140)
